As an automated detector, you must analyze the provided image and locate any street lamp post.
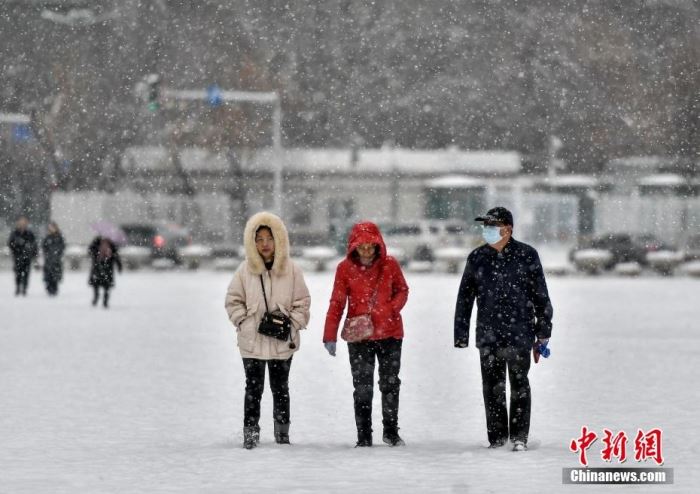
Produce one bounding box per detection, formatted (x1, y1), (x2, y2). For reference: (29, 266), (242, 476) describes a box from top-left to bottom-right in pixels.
(160, 88), (283, 213)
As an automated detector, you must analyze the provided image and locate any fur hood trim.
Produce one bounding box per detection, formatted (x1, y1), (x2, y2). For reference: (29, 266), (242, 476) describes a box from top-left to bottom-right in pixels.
(243, 212), (290, 275)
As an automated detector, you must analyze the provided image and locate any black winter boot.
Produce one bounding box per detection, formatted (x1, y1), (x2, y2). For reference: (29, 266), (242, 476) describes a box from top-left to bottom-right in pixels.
(243, 425), (260, 449)
(355, 429), (373, 447)
(383, 427), (405, 447)
(274, 421), (290, 445)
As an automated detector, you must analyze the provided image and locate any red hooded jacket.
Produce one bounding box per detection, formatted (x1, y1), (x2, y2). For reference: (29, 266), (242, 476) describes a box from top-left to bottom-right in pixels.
(323, 222), (409, 342)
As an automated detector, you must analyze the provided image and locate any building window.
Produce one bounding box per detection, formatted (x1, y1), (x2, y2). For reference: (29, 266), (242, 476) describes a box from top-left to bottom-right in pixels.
(290, 188), (314, 226)
(425, 188), (484, 220)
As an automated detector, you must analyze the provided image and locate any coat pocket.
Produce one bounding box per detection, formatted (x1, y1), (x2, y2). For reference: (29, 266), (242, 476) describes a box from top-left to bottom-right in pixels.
(270, 326), (299, 356)
(237, 303), (260, 353)
(246, 301), (259, 318)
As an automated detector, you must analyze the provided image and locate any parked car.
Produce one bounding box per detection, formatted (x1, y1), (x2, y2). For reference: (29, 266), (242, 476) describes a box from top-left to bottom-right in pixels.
(379, 220), (474, 262)
(569, 233), (645, 270)
(569, 233), (677, 270)
(634, 234), (677, 255)
(120, 222), (191, 263)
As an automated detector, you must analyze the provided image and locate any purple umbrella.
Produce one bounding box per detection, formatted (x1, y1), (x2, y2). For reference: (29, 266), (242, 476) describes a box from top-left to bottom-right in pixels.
(91, 221), (127, 245)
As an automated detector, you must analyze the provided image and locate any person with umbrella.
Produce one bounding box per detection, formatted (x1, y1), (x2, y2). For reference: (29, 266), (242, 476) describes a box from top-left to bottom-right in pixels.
(90, 221), (127, 246)
(88, 234), (122, 308)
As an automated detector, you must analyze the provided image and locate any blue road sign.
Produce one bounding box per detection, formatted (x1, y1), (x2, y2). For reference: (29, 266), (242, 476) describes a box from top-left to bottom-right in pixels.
(13, 124), (33, 142)
(207, 84), (223, 108)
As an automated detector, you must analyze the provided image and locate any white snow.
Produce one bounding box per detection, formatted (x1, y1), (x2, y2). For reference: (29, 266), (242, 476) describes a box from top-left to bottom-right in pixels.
(122, 146), (522, 175)
(301, 246), (338, 261)
(424, 175), (486, 189)
(613, 262), (643, 276)
(1, 271), (698, 493)
(679, 261), (700, 277)
(0, 113), (31, 124)
(545, 175), (598, 188)
(252, 147), (522, 175)
(572, 249), (613, 263)
(433, 246), (471, 260)
(637, 174), (686, 187)
(178, 245), (214, 258)
(646, 250), (685, 263)
(119, 246), (152, 258)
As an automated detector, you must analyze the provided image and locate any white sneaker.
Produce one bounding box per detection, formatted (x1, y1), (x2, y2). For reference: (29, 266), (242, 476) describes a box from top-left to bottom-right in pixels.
(512, 440), (527, 452)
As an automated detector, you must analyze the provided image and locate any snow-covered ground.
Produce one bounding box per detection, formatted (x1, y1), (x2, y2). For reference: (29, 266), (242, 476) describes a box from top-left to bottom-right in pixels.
(1, 270), (698, 493)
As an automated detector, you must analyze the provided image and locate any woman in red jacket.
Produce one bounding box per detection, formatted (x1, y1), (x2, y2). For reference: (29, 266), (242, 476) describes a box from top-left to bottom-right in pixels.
(323, 222), (409, 447)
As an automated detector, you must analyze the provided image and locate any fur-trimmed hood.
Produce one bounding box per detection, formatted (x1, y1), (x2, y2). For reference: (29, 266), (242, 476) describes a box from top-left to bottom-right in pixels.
(243, 211), (290, 275)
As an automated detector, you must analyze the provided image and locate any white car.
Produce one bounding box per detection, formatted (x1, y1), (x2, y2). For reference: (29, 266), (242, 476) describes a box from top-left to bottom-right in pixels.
(379, 220), (476, 263)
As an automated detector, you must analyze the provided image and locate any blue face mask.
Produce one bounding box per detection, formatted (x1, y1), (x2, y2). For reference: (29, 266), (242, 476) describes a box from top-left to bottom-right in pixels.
(482, 225), (503, 245)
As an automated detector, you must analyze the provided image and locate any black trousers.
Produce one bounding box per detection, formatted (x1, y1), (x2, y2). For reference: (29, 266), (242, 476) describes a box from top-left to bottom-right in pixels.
(14, 260), (31, 293)
(45, 272), (59, 295)
(92, 286), (110, 304)
(242, 357), (293, 427)
(479, 345), (531, 444)
(46, 278), (58, 295)
(347, 338), (402, 436)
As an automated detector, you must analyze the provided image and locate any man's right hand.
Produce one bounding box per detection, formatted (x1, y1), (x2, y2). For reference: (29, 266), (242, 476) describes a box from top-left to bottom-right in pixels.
(454, 339), (468, 348)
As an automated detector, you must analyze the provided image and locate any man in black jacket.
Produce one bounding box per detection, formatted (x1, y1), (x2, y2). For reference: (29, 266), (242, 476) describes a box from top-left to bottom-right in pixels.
(7, 216), (38, 296)
(454, 207), (553, 451)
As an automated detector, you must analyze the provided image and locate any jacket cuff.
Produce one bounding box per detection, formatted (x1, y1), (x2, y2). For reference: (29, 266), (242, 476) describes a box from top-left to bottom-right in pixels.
(535, 326), (552, 339)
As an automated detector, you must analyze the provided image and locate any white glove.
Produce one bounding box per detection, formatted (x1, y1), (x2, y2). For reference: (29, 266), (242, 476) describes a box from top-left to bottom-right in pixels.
(324, 341), (336, 357)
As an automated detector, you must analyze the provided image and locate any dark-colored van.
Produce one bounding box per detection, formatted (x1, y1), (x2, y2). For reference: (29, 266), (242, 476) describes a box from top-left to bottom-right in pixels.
(120, 222), (191, 263)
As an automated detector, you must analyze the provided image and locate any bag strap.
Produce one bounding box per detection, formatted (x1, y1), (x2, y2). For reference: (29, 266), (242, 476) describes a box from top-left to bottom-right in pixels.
(368, 262), (384, 311)
(259, 274), (271, 313)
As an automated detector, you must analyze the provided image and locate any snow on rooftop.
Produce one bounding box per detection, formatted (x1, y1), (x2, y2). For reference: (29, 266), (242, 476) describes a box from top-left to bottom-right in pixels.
(604, 156), (675, 174)
(123, 146), (229, 172)
(544, 175), (598, 188)
(425, 175), (487, 188)
(0, 113), (30, 124)
(637, 173), (686, 187)
(122, 146), (521, 175)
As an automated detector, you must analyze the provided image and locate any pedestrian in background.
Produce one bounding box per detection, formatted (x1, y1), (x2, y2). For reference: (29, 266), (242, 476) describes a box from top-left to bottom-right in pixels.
(7, 216), (38, 296)
(42, 221), (65, 296)
(225, 212), (311, 449)
(323, 222), (409, 447)
(454, 207), (553, 452)
(88, 236), (122, 308)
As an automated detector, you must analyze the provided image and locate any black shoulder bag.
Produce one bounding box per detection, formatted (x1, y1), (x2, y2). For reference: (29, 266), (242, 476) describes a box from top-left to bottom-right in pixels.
(258, 275), (295, 349)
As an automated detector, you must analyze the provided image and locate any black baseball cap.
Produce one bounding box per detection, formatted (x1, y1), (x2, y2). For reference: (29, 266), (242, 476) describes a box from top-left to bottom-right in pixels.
(474, 207), (513, 226)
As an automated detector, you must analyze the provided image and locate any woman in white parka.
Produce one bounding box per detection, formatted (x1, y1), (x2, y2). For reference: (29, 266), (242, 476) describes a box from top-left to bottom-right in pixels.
(225, 212), (311, 449)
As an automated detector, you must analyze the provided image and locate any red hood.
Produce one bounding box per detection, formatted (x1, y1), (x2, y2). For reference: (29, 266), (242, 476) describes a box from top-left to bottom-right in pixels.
(346, 222), (387, 260)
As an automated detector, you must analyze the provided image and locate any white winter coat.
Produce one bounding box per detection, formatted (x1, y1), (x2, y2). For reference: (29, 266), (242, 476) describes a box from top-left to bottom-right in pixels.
(225, 212), (311, 360)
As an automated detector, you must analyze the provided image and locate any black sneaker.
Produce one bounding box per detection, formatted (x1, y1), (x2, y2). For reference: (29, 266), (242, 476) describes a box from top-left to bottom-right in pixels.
(488, 439), (506, 449)
(382, 430), (405, 447)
